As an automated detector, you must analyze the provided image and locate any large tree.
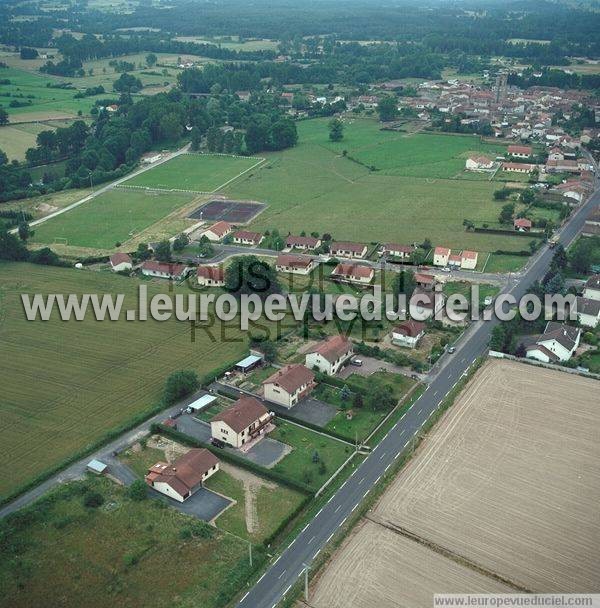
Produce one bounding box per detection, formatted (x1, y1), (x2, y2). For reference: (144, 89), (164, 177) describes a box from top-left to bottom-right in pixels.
(328, 118), (344, 142)
(225, 255), (281, 297)
(377, 96), (398, 122)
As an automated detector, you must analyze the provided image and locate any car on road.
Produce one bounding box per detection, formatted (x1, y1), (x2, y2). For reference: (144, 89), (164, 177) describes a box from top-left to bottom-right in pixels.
(442, 267), (452, 273)
(210, 437), (226, 448)
(447, 346), (456, 354)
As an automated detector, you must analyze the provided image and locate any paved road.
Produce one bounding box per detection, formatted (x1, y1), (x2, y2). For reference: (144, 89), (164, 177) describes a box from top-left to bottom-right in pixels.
(236, 182), (599, 608)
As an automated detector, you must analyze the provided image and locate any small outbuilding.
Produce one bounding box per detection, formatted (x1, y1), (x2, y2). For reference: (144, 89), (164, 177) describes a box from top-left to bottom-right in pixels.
(87, 459), (108, 475)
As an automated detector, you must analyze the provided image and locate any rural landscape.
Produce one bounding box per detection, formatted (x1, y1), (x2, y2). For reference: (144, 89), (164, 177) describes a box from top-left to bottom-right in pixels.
(0, 0), (599, 607)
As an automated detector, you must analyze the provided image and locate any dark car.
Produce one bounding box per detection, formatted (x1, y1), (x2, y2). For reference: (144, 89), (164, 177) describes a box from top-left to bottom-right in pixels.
(210, 437), (226, 449)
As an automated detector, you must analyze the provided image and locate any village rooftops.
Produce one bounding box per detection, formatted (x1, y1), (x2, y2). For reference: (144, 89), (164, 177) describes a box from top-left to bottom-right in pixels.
(330, 241), (367, 254)
(393, 320), (426, 338)
(210, 396), (269, 433)
(110, 252), (132, 266)
(276, 253), (314, 269)
(197, 265), (225, 282)
(285, 235), (320, 248)
(331, 263), (374, 280)
(206, 221), (232, 238)
(540, 321), (580, 351)
(141, 261), (189, 276)
(508, 144), (532, 155)
(308, 335), (352, 363)
(263, 364), (315, 394)
(434, 246), (451, 256)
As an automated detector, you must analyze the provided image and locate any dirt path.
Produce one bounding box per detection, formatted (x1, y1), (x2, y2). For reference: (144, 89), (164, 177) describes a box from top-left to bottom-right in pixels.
(221, 462), (276, 535)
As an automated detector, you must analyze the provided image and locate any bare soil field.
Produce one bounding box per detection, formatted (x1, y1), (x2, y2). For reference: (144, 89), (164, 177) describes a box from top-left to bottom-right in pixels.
(311, 520), (513, 608)
(310, 360), (600, 607)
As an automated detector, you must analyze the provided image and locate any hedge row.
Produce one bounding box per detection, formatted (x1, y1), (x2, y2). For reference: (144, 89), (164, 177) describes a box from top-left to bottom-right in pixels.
(492, 249), (531, 256)
(262, 493), (313, 547)
(473, 227), (544, 237)
(150, 423), (314, 496)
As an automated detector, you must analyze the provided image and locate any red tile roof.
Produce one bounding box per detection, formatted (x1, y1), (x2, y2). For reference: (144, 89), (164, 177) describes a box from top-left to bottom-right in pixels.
(147, 448), (219, 495)
(233, 230), (263, 242)
(211, 396), (268, 433)
(514, 218), (532, 228)
(110, 252), (132, 266)
(508, 145), (532, 155)
(309, 335), (352, 363)
(331, 263), (373, 280)
(330, 241), (367, 254)
(461, 250), (478, 260)
(384, 243), (415, 255)
(286, 235), (320, 248)
(263, 364), (315, 394)
(206, 221), (231, 238)
(434, 246), (451, 256)
(197, 265), (224, 281)
(393, 320), (426, 338)
(141, 261), (188, 276)
(276, 253), (314, 269)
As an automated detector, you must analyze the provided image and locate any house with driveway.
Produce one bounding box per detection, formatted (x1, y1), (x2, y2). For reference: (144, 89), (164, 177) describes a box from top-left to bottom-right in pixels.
(391, 320), (426, 348)
(210, 396), (274, 448)
(305, 334), (353, 375)
(286, 235), (321, 250)
(144, 448), (220, 503)
(263, 364), (316, 408)
(202, 221), (233, 242)
(381, 243), (415, 259)
(141, 261), (190, 280)
(232, 230), (264, 246)
(275, 253), (316, 275)
(329, 241), (368, 259)
(330, 263), (374, 285)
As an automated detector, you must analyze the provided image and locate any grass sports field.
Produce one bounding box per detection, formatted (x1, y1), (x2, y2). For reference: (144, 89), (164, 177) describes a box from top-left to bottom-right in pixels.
(123, 153), (261, 192)
(0, 263), (250, 499)
(30, 189), (197, 249)
(224, 119), (529, 252)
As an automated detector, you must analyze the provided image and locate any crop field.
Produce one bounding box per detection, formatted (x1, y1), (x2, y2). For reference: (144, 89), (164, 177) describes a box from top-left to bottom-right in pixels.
(0, 263), (250, 499)
(0, 122), (53, 160)
(310, 360), (600, 606)
(30, 188), (197, 249)
(0, 477), (255, 608)
(123, 154), (261, 193)
(224, 119), (529, 252)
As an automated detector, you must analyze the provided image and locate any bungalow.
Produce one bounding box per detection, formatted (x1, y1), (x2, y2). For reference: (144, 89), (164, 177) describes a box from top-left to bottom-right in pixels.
(145, 448), (219, 503)
(465, 155), (494, 171)
(232, 230), (264, 246)
(286, 235), (321, 250)
(202, 221), (232, 242)
(514, 218), (532, 232)
(263, 364), (316, 408)
(391, 320), (426, 349)
(576, 296), (600, 328)
(382, 243), (415, 259)
(210, 396), (274, 448)
(461, 250), (478, 270)
(545, 159), (579, 173)
(141, 261), (190, 280)
(502, 162), (534, 173)
(525, 322), (581, 363)
(433, 246), (451, 267)
(415, 272), (436, 290)
(305, 334), (353, 376)
(197, 265), (225, 287)
(508, 144), (532, 158)
(583, 275), (600, 301)
(275, 253), (316, 275)
(109, 252), (132, 272)
(330, 241), (368, 259)
(141, 152), (162, 164)
(330, 262), (374, 285)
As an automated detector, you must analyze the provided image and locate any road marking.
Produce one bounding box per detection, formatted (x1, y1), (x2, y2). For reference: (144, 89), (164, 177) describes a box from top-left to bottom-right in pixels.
(385, 463), (392, 472)
(416, 408), (422, 415)
(278, 569), (287, 579)
(433, 390), (439, 397)
(340, 516), (347, 526)
(308, 535), (315, 544)
(334, 504), (342, 513)
(363, 490), (369, 499)
(316, 507), (323, 517)
(301, 523), (310, 533)
(379, 452), (387, 460)
(283, 584), (292, 596)
(358, 477), (365, 485)
(241, 592), (249, 602)
(313, 549), (321, 559)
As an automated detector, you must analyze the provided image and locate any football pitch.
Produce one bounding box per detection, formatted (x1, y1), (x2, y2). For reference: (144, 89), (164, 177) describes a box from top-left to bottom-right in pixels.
(122, 153), (262, 192)
(30, 189), (196, 249)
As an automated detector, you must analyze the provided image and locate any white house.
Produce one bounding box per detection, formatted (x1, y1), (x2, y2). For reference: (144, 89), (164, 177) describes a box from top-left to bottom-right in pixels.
(576, 297), (600, 328)
(285, 235), (321, 250)
(382, 243), (415, 259)
(508, 144), (532, 158)
(275, 253), (316, 275)
(262, 364), (315, 408)
(305, 335), (353, 375)
(411, 287), (445, 318)
(145, 449), (219, 502)
(525, 322), (581, 363)
(465, 155), (494, 171)
(461, 250), (478, 270)
(232, 230), (264, 246)
(433, 246), (451, 267)
(329, 241), (368, 259)
(583, 275), (600, 301)
(202, 221), (232, 242)
(109, 252), (132, 272)
(330, 263), (374, 284)
(141, 261), (190, 280)
(210, 396), (273, 448)
(197, 265), (225, 287)
(391, 320), (426, 348)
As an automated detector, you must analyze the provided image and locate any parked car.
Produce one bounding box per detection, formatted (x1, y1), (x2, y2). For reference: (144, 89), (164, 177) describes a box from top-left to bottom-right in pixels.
(351, 358), (363, 366)
(210, 437), (226, 448)
(447, 346), (456, 354)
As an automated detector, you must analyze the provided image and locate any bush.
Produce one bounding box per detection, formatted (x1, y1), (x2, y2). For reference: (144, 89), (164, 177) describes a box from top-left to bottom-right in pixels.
(163, 370), (199, 405)
(126, 480), (148, 501)
(83, 491), (104, 508)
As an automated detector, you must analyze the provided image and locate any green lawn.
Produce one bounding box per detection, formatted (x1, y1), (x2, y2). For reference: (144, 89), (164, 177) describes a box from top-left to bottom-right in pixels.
(443, 281), (501, 308)
(270, 420), (352, 491)
(0, 263), (250, 499)
(0, 477), (256, 608)
(31, 188), (196, 249)
(224, 118), (532, 252)
(123, 153), (260, 192)
(483, 253), (528, 273)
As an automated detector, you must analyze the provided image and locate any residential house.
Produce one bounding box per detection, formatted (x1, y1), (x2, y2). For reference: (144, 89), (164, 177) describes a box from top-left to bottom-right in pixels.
(382, 243), (415, 259)
(461, 250), (478, 270)
(141, 152), (162, 164)
(210, 396), (273, 448)
(433, 246), (451, 267)
(508, 144), (532, 158)
(576, 296), (600, 328)
(411, 286), (445, 317)
(583, 275), (600, 301)
(525, 322), (581, 363)
(415, 272), (436, 290)
(235, 90), (251, 102)
(582, 208), (600, 238)
(202, 221), (232, 242)
(330, 263), (374, 285)
(263, 364), (316, 408)
(197, 265), (225, 287)
(109, 252), (132, 272)
(502, 162), (534, 173)
(145, 448), (219, 502)
(232, 230), (264, 246)
(545, 159), (579, 173)
(391, 320), (426, 348)
(275, 253), (316, 275)
(286, 235), (321, 250)
(448, 253), (462, 268)
(330, 241), (368, 259)
(141, 261), (190, 280)
(305, 335), (353, 375)
(514, 218), (532, 232)
(465, 155), (494, 171)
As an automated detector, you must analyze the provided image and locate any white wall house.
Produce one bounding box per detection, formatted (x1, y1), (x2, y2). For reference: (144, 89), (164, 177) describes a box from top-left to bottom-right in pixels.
(391, 320), (426, 348)
(576, 297), (600, 328)
(583, 275), (600, 301)
(263, 364), (315, 408)
(526, 322), (581, 363)
(433, 247), (450, 267)
(109, 253), (133, 272)
(305, 335), (353, 375)
(210, 396), (273, 448)
(275, 254), (316, 275)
